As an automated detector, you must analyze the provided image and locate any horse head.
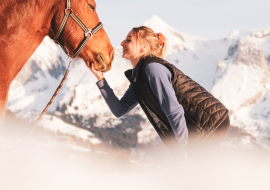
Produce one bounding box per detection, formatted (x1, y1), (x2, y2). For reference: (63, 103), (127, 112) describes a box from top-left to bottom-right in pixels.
(49, 0), (114, 72)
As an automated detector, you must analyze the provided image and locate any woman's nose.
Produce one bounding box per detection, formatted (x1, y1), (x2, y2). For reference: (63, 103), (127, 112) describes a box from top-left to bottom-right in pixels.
(120, 40), (124, 46)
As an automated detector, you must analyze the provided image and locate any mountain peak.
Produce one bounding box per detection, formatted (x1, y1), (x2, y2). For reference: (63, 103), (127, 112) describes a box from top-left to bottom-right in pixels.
(145, 15), (169, 27)
(142, 15), (176, 34)
(227, 30), (240, 39)
(142, 15), (185, 45)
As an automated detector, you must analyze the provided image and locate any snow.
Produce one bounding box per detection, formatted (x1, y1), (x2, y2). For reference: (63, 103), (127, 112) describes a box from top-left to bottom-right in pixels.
(211, 27), (270, 150)
(39, 115), (101, 145)
(212, 63), (266, 110)
(226, 29), (253, 40)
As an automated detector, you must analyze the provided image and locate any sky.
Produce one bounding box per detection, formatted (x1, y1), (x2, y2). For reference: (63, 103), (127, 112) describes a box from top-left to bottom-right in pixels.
(96, 0), (270, 46)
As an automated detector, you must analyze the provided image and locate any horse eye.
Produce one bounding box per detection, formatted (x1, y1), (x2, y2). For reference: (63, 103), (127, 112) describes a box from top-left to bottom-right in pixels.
(88, 4), (95, 11)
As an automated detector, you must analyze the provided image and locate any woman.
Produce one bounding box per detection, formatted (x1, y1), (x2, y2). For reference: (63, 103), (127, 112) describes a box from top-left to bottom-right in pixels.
(89, 26), (230, 160)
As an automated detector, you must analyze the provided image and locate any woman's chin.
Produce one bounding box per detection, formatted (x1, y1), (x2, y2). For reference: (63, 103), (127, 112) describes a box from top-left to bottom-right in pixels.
(122, 53), (131, 60)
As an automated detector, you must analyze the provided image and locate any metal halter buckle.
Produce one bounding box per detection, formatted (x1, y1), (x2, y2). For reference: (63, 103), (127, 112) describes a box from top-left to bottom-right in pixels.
(65, 8), (73, 15)
(85, 29), (93, 38)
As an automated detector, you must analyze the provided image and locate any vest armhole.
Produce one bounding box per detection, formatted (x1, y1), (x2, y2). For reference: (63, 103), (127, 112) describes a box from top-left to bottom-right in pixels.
(142, 58), (176, 83)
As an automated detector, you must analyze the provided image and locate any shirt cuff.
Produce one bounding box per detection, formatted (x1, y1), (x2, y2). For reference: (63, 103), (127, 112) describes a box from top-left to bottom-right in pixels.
(96, 78), (107, 88)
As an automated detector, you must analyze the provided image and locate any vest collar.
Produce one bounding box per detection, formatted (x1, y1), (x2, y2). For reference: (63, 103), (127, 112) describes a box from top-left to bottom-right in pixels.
(131, 56), (159, 81)
(131, 63), (139, 79)
(131, 59), (144, 80)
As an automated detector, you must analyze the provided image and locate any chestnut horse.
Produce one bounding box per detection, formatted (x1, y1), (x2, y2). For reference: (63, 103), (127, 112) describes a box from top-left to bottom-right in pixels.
(0, 0), (114, 125)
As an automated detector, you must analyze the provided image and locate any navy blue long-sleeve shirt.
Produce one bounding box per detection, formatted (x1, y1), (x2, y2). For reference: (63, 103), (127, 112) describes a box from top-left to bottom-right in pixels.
(96, 62), (188, 148)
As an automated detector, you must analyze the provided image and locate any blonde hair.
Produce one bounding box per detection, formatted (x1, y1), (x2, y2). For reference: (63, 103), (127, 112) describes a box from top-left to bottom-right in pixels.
(131, 26), (167, 58)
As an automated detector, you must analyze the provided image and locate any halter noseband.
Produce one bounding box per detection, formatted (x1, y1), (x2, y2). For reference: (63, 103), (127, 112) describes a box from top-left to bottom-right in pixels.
(54, 0), (103, 58)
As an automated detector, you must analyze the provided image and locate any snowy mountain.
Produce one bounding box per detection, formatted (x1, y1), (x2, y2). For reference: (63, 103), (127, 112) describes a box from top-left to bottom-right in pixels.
(6, 16), (270, 150)
(212, 28), (270, 149)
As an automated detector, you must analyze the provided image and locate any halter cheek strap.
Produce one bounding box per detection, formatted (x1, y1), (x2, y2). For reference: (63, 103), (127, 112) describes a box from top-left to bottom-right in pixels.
(54, 0), (103, 58)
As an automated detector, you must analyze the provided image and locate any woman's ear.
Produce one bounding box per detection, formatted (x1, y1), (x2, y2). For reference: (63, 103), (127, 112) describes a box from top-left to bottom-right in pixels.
(140, 43), (149, 54)
(138, 44), (144, 54)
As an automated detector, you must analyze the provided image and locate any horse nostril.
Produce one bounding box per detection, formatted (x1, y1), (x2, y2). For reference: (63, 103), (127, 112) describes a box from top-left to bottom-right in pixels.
(98, 54), (105, 63)
(110, 50), (114, 62)
(95, 54), (107, 71)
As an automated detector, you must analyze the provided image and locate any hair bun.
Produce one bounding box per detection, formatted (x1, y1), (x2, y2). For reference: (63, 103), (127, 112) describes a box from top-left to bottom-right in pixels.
(156, 33), (165, 46)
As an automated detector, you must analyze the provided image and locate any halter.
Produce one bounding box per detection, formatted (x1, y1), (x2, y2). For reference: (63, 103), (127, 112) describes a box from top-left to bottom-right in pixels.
(34, 0), (103, 126)
(54, 0), (103, 58)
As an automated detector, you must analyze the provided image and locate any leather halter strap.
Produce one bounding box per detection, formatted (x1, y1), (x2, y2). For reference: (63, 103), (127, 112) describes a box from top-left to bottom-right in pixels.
(54, 0), (103, 58)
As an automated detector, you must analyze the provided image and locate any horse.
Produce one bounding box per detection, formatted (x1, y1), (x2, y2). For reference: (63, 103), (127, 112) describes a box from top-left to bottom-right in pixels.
(0, 0), (114, 126)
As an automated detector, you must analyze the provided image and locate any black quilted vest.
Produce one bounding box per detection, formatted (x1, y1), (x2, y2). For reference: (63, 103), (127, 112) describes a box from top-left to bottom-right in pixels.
(125, 56), (229, 154)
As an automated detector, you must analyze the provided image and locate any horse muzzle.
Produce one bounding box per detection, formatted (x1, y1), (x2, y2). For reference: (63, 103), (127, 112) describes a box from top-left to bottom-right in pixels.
(94, 50), (114, 72)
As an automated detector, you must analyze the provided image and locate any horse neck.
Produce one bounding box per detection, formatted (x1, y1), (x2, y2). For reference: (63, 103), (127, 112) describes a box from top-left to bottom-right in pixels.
(0, 0), (63, 83)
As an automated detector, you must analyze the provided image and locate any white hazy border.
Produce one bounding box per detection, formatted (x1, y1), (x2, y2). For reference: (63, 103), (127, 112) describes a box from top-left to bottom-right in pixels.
(1, 108), (270, 190)
(1, 119), (270, 190)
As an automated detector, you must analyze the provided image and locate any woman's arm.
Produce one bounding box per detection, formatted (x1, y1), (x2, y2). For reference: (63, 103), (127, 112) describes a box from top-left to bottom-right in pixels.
(96, 79), (138, 118)
(145, 63), (188, 148)
(89, 63), (138, 118)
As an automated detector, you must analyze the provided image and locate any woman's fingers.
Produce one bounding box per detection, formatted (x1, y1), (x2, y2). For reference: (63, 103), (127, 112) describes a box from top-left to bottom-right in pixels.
(90, 63), (103, 81)
(85, 61), (93, 71)
(90, 63), (98, 74)
(90, 62), (95, 72)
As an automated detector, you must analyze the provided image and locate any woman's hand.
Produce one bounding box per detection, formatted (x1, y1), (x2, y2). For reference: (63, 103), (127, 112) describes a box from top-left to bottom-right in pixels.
(88, 63), (104, 81)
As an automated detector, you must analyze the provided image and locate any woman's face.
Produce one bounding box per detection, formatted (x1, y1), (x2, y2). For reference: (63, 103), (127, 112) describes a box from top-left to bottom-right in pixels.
(121, 31), (140, 60)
